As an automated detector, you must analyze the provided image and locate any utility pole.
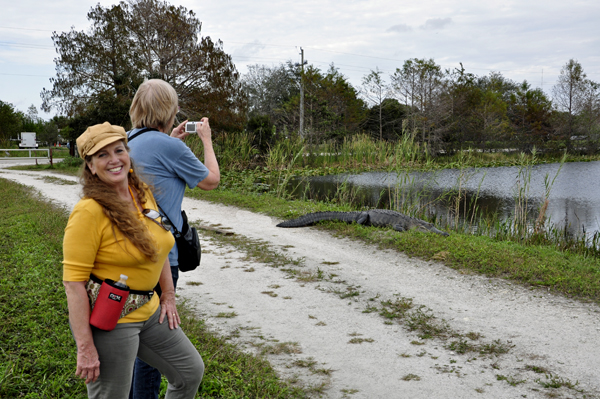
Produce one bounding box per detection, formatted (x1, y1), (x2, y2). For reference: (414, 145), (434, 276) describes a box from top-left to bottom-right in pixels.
(298, 47), (307, 138)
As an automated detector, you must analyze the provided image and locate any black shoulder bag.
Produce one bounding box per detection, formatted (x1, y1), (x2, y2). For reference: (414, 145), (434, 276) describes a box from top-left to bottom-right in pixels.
(128, 128), (202, 272)
(160, 206), (201, 272)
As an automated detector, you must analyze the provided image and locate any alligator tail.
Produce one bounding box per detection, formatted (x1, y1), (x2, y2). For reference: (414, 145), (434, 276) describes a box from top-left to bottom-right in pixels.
(276, 211), (362, 228)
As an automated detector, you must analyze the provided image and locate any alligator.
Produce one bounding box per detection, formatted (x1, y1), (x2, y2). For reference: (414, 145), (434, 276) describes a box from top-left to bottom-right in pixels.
(276, 209), (449, 236)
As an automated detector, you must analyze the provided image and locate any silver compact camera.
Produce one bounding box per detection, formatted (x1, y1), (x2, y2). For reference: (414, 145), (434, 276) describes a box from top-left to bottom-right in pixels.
(185, 121), (203, 133)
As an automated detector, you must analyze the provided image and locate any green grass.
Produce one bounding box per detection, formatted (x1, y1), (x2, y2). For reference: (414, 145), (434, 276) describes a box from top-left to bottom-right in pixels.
(190, 186), (600, 304)
(0, 180), (83, 398)
(0, 178), (309, 398)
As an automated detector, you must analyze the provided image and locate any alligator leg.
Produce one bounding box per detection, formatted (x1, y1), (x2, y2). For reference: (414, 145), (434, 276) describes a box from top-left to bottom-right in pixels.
(356, 211), (370, 225)
(392, 224), (407, 232)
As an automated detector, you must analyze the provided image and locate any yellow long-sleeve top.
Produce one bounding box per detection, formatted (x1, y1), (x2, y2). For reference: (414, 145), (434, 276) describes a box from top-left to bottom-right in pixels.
(63, 193), (175, 323)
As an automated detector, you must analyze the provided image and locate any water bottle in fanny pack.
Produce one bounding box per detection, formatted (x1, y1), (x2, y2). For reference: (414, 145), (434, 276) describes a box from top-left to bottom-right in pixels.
(89, 274), (130, 331)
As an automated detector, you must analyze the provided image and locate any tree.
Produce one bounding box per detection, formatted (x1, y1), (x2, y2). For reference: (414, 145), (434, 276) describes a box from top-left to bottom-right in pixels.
(41, 2), (138, 118)
(127, 0), (246, 131)
(552, 59), (587, 150)
(318, 65), (365, 140)
(20, 105), (45, 137)
(362, 98), (407, 141)
(361, 68), (389, 141)
(390, 58), (448, 151)
(246, 114), (275, 154)
(285, 64), (365, 142)
(244, 64), (296, 117)
(39, 121), (60, 147)
(42, 0), (245, 132)
(443, 63), (479, 152)
(507, 81), (552, 152)
(473, 88), (509, 151)
(243, 62), (298, 138)
(0, 101), (22, 146)
(243, 63), (364, 143)
(577, 79), (600, 153)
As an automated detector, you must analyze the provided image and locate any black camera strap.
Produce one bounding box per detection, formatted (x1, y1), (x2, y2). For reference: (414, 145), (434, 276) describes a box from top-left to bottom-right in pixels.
(127, 127), (159, 143)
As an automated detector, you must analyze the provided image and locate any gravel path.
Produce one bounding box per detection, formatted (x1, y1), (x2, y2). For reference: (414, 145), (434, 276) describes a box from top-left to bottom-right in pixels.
(2, 165), (599, 399)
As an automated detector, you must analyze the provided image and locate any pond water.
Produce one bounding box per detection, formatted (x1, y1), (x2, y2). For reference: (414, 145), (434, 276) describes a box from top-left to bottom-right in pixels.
(288, 161), (600, 237)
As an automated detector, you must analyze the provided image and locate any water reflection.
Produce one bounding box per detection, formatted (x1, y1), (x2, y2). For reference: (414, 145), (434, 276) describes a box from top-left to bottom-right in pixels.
(287, 161), (600, 236)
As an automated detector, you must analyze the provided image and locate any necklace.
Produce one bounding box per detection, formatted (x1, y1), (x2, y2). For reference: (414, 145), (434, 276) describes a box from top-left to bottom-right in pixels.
(128, 185), (143, 218)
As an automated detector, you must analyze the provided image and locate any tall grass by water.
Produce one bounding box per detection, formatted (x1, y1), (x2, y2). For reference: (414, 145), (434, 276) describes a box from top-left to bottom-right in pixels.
(185, 131), (600, 259)
(204, 130), (430, 172)
(301, 132), (431, 170)
(206, 129), (571, 173)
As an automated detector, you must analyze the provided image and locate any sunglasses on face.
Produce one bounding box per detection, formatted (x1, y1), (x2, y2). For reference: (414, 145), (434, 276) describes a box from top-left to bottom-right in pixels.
(142, 209), (172, 231)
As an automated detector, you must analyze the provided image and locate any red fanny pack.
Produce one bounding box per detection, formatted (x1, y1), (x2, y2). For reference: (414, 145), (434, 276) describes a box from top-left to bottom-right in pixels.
(89, 279), (130, 331)
(86, 275), (154, 331)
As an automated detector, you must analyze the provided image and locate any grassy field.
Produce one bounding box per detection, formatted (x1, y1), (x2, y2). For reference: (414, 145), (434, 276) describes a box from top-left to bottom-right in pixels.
(0, 179), (308, 398)
(191, 185), (600, 304)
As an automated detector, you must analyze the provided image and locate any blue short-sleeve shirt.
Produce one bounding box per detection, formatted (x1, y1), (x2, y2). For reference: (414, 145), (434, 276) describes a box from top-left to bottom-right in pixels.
(127, 128), (209, 267)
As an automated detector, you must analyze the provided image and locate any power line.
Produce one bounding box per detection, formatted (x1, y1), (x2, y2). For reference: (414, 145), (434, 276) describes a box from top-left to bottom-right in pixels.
(0, 41), (54, 50)
(0, 26), (55, 32)
(230, 55), (293, 63)
(225, 41), (297, 49)
(0, 72), (50, 78)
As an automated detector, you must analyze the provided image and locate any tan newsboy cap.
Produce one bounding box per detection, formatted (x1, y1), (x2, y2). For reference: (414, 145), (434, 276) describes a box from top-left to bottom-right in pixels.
(76, 122), (127, 158)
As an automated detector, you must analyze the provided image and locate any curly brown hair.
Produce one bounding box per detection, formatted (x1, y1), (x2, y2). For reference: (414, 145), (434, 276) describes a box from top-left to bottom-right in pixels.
(80, 149), (159, 262)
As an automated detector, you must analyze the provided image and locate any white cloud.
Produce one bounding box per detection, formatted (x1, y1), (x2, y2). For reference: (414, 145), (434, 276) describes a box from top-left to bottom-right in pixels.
(230, 40), (267, 59)
(387, 24), (412, 33)
(420, 17), (452, 30)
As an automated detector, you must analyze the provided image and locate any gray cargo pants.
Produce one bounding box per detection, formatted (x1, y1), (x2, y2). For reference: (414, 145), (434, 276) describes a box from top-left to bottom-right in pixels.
(86, 306), (204, 399)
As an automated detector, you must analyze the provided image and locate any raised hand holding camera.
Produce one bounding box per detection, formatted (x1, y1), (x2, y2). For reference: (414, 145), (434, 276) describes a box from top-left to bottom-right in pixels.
(171, 118), (210, 141)
(184, 121), (204, 133)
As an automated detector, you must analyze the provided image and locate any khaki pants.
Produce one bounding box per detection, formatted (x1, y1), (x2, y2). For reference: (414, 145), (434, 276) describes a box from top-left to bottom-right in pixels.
(86, 306), (204, 399)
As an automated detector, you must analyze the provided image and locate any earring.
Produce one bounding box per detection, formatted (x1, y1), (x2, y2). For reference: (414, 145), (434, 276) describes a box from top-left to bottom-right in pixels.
(129, 169), (133, 173)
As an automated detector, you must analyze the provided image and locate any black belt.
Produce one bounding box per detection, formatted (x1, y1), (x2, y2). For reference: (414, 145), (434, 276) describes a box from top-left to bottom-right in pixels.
(89, 274), (155, 297)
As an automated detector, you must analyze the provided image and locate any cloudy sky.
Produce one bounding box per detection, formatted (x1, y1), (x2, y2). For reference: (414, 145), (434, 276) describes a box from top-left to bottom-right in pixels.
(1, 0), (598, 120)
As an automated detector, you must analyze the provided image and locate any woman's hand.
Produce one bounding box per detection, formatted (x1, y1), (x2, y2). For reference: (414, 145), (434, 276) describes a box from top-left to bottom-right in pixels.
(63, 280), (100, 384)
(170, 120), (189, 140)
(157, 258), (179, 329)
(76, 345), (101, 384)
(170, 118), (211, 142)
(196, 117), (211, 142)
(159, 290), (180, 330)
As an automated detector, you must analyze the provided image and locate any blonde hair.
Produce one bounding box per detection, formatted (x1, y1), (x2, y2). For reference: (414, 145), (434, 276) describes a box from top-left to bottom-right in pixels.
(130, 79), (178, 131)
(81, 146), (158, 262)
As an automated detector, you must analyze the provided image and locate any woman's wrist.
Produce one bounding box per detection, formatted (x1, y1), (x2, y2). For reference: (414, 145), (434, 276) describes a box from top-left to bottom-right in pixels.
(160, 290), (176, 299)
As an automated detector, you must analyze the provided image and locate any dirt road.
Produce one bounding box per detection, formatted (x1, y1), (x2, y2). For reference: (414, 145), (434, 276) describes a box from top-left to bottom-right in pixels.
(2, 166), (599, 399)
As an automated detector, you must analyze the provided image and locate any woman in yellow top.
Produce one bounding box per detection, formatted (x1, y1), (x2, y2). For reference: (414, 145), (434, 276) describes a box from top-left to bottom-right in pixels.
(62, 122), (203, 398)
